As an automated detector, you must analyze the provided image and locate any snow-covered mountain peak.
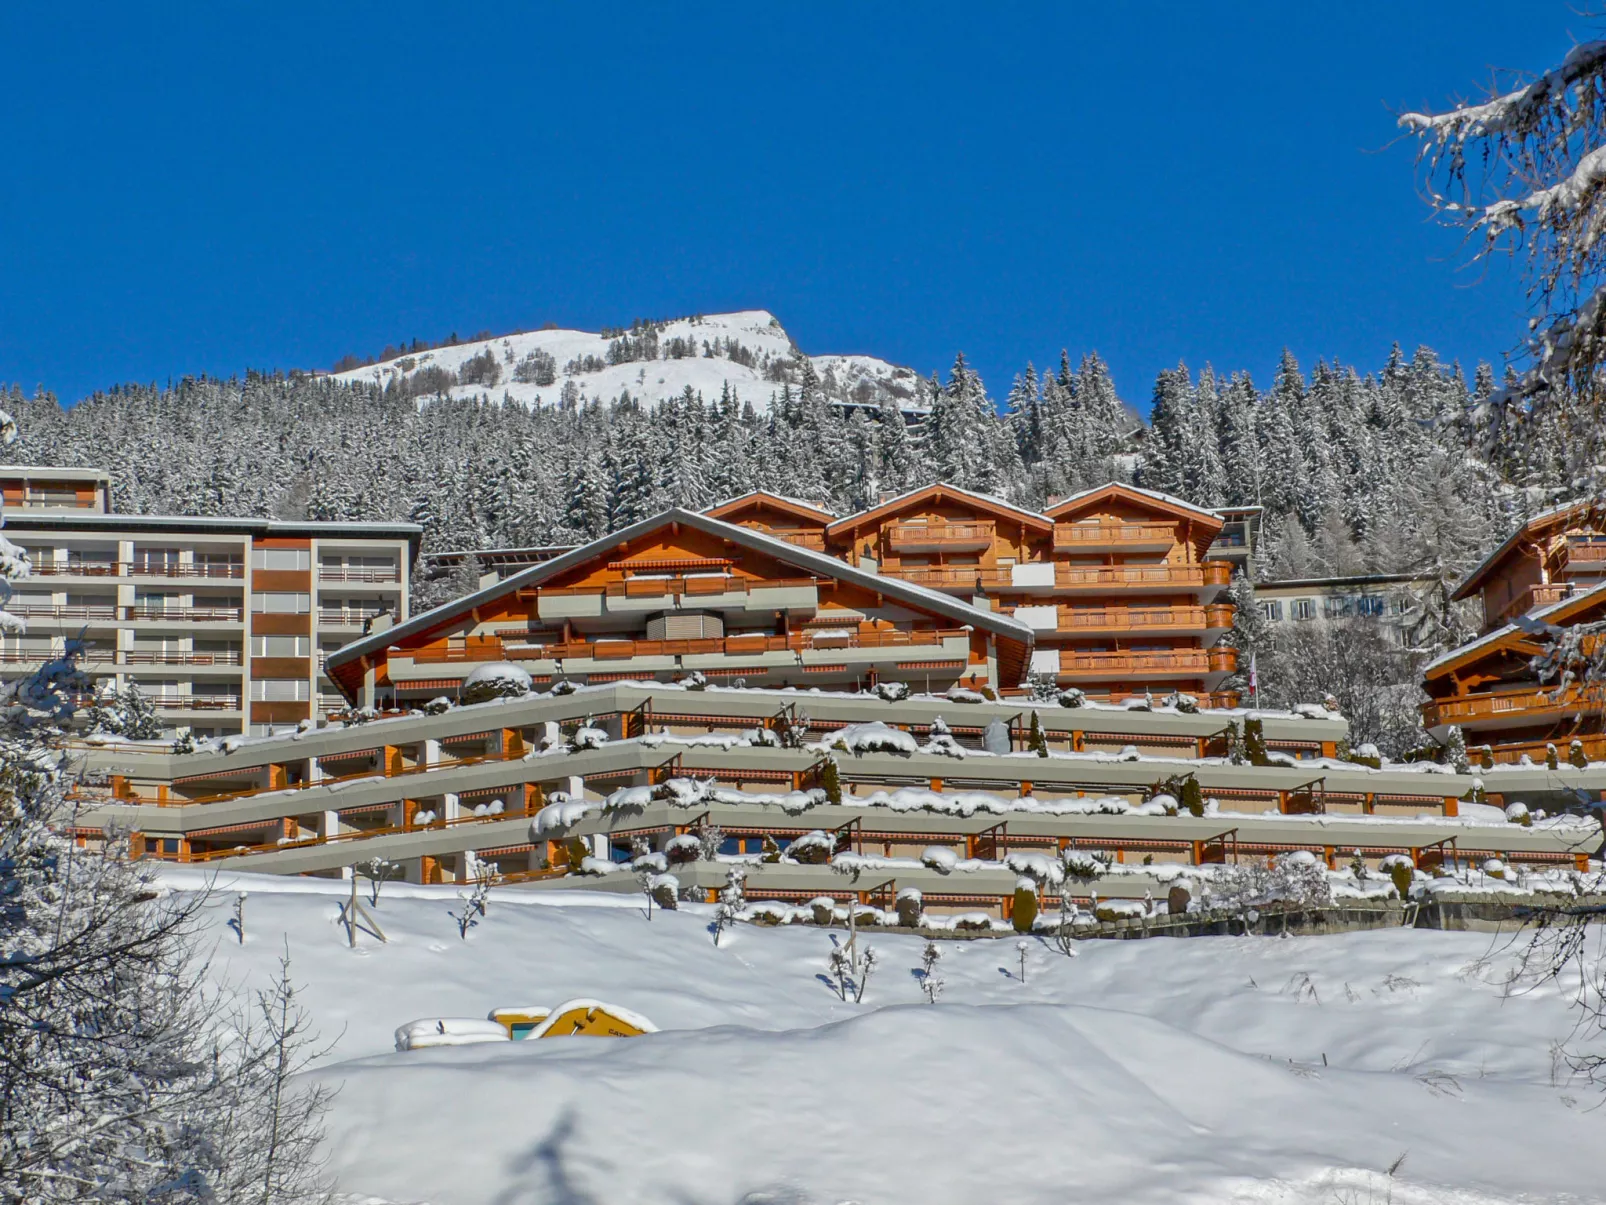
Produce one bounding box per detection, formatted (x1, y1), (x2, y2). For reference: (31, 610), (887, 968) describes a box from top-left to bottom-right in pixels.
(329, 310), (926, 413)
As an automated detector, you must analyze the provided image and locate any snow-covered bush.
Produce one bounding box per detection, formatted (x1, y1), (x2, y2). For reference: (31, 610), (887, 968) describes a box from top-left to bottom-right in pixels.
(170, 726), (197, 754)
(1570, 739), (1590, 769)
(920, 846), (959, 874)
(816, 721), (918, 757)
(1012, 877), (1039, 933)
(548, 678), (578, 696)
(1057, 687), (1086, 709)
(787, 830), (836, 865)
(567, 724), (609, 752)
(1505, 801), (1532, 827)
(1379, 853), (1417, 899)
(459, 662), (533, 705)
(895, 886), (924, 928)
(873, 680), (910, 702)
(423, 696), (452, 716)
(677, 670), (709, 691)
(664, 833), (703, 865)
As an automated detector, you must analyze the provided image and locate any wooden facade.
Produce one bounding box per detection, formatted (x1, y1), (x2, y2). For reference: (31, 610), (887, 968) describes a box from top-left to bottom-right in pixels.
(1424, 503), (1606, 762)
(327, 506), (1033, 705)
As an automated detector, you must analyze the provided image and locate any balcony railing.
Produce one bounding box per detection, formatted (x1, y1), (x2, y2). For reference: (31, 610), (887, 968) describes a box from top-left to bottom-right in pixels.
(150, 695), (242, 711)
(539, 576), (816, 600)
(1055, 566), (1205, 590)
(1057, 606), (1207, 632)
(1053, 522), (1176, 551)
(318, 568), (401, 583)
(27, 561), (244, 579)
(769, 530), (827, 551)
(886, 522), (995, 552)
(1420, 684), (1600, 727)
(0, 649), (242, 667)
(411, 628), (969, 665)
(125, 606), (243, 623)
(1057, 649), (1212, 675)
(6, 604), (119, 620)
(318, 609), (394, 626)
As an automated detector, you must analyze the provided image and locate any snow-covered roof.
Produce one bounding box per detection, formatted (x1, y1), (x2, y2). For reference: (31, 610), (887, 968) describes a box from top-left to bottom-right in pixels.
(1452, 499), (1593, 601)
(326, 507), (1033, 682)
(704, 491), (837, 522)
(827, 482), (1052, 535)
(2, 512), (422, 540)
(1423, 578), (1606, 678)
(1043, 481), (1223, 526)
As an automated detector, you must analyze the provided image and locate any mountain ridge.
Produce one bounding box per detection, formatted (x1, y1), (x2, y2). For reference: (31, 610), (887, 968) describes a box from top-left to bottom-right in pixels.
(328, 309), (927, 413)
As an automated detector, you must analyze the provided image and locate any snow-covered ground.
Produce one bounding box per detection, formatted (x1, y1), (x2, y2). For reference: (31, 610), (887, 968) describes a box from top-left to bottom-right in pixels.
(329, 309), (924, 413)
(176, 867), (1603, 1205)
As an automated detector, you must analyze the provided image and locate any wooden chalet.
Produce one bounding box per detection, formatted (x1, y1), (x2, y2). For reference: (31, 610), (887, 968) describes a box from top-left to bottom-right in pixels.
(325, 507), (1033, 706)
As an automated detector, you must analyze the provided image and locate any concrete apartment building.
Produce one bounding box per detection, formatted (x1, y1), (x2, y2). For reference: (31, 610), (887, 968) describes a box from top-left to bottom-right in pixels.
(0, 466), (420, 737)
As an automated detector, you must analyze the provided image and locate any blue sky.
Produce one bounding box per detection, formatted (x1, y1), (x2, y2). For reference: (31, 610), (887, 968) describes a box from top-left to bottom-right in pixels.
(0, 3), (1583, 411)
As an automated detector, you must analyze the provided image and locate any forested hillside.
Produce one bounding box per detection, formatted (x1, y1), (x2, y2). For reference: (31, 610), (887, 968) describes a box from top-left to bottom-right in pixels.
(1, 333), (1571, 625)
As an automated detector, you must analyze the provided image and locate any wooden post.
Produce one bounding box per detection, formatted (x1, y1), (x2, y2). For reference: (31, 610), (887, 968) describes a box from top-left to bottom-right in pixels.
(1320, 741), (1337, 758)
(930, 777), (943, 792)
(383, 745), (404, 776)
(269, 763), (289, 790)
(1442, 795), (1459, 818)
(502, 728), (525, 759)
(1071, 730), (1085, 753)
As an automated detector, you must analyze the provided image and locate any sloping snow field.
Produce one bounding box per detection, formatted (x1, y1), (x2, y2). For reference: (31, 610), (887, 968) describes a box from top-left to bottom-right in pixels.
(172, 868), (1602, 1205)
(329, 310), (923, 413)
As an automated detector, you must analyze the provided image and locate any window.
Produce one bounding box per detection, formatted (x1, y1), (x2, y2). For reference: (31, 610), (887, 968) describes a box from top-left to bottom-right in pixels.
(249, 679), (309, 702)
(251, 635), (310, 657)
(1291, 598), (1317, 621)
(251, 592), (310, 613)
(1259, 600), (1284, 622)
(251, 548), (310, 571)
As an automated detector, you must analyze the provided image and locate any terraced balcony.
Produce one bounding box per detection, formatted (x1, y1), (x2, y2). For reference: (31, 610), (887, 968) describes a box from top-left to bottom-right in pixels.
(1052, 521), (1176, 553)
(885, 521), (995, 554)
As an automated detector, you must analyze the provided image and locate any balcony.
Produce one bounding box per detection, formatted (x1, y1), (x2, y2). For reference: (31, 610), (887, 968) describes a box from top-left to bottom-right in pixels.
(1056, 606), (1207, 634)
(318, 567), (401, 583)
(1054, 565), (1206, 593)
(126, 606), (244, 623)
(1202, 561), (1233, 587)
(886, 521), (995, 554)
(150, 694), (242, 711)
(1204, 602), (1235, 628)
(318, 609), (394, 628)
(123, 650), (243, 666)
(6, 603), (119, 621)
(1208, 647), (1238, 674)
(768, 529), (827, 552)
(1053, 521), (1176, 553)
(27, 561), (245, 580)
(1420, 684), (1597, 728)
(410, 628), (970, 667)
(1055, 649), (1212, 679)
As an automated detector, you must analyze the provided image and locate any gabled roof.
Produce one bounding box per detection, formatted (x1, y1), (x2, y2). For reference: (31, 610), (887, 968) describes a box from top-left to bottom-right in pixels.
(325, 507), (1034, 687)
(1452, 500), (1599, 601)
(1044, 481), (1223, 528)
(1424, 578), (1606, 681)
(704, 491), (837, 525)
(826, 483), (1052, 537)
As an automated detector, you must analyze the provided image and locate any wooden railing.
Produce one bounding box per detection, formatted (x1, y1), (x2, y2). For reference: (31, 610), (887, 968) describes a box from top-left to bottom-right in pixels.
(539, 576), (816, 600)
(0, 649), (242, 666)
(1057, 606), (1207, 631)
(886, 521), (995, 550)
(1055, 566), (1206, 589)
(1058, 649), (1212, 674)
(1496, 584), (1575, 626)
(1053, 522), (1176, 549)
(413, 628), (970, 665)
(1421, 685), (1598, 727)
